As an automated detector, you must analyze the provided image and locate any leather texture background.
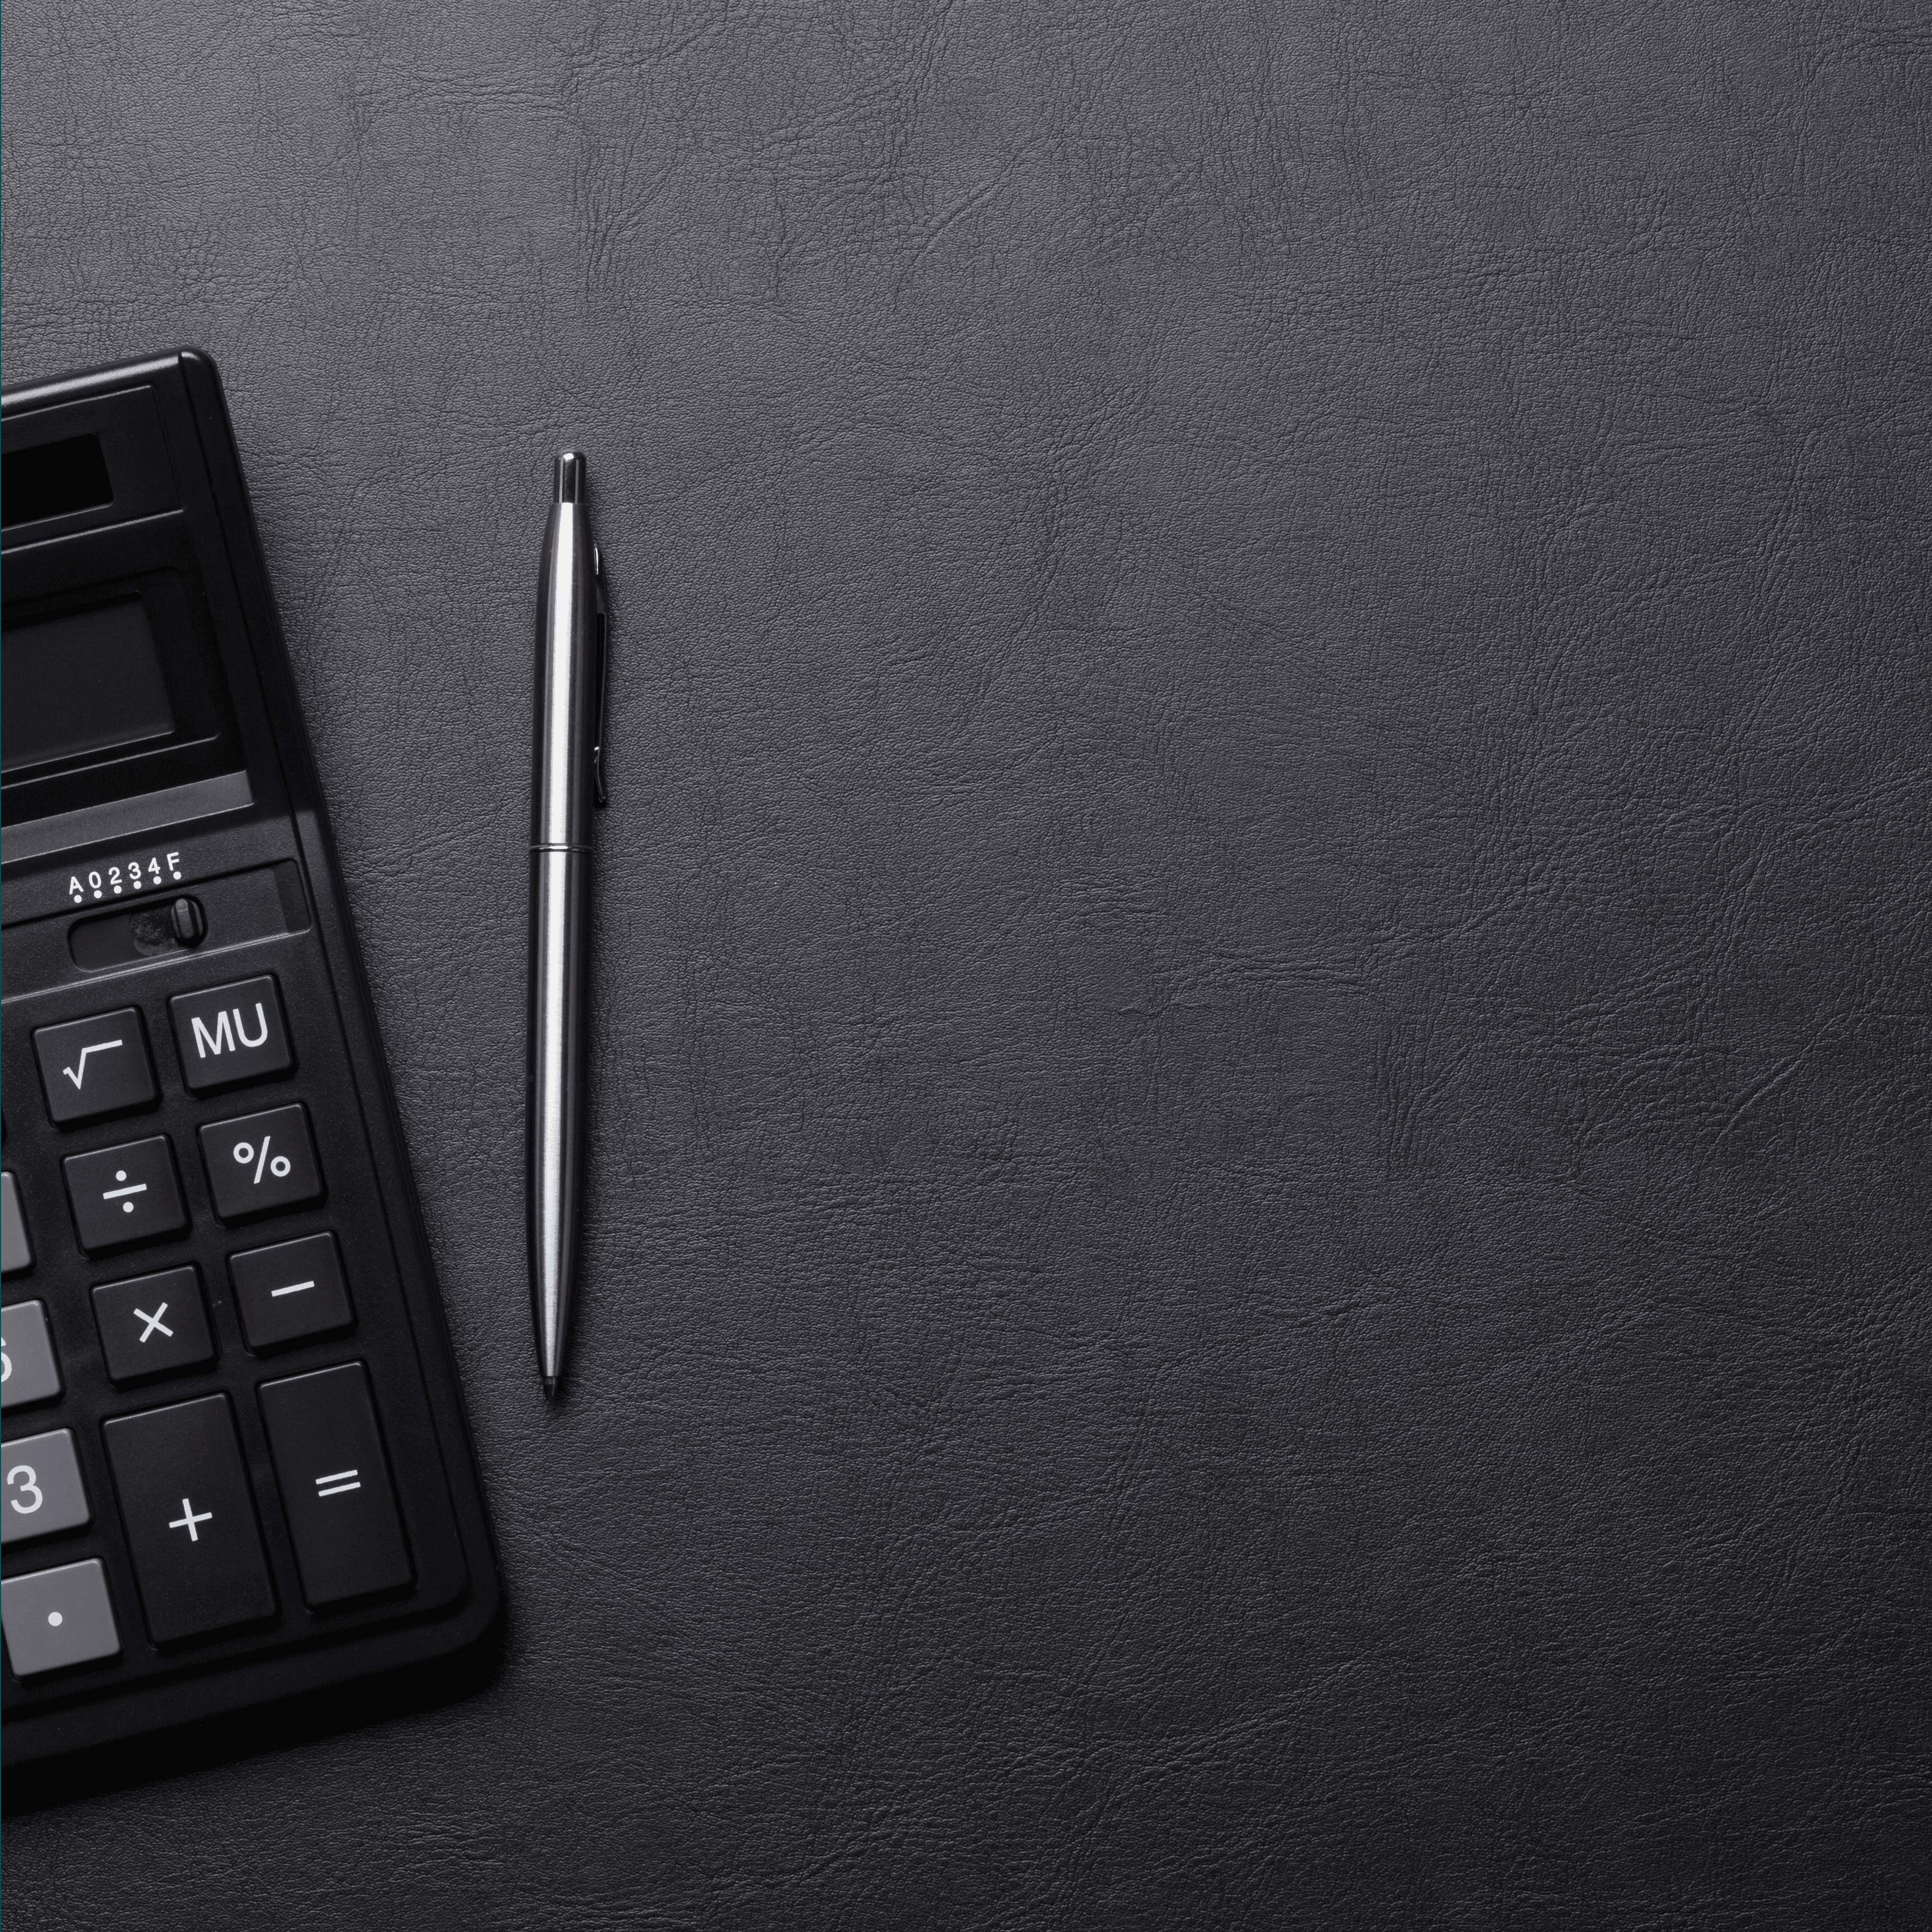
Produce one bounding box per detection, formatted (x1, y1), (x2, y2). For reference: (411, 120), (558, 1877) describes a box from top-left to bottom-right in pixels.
(4, 1), (1930, 1925)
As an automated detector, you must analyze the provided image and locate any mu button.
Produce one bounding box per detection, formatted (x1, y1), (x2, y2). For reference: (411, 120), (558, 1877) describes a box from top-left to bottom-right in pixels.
(169, 976), (293, 1094)
(199, 1104), (323, 1222)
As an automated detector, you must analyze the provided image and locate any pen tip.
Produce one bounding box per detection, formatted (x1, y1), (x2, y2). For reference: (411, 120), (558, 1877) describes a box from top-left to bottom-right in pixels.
(542, 1374), (561, 1402)
(556, 450), (586, 505)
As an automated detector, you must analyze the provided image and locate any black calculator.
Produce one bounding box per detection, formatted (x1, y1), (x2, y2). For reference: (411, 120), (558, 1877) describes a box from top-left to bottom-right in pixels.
(2, 351), (498, 1772)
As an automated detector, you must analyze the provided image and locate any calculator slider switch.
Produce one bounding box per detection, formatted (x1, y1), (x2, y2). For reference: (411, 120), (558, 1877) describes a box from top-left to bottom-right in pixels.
(170, 896), (207, 946)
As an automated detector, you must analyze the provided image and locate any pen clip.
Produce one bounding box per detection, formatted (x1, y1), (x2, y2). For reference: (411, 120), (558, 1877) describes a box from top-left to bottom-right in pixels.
(591, 549), (610, 809)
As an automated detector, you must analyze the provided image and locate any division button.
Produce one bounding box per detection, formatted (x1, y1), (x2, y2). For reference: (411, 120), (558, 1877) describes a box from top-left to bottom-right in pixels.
(2, 1558), (121, 1677)
(32, 1008), (159, 1127)
(169, 976), (293, 1094)
(2, 1427), (92, 1546)
(2, 1301), (63, 1411)
(230, 1232), (353, 1351)
(259, 1363), (411, 1607)
(102, 1394), (276, 1642)
(62, 1137), (188, 1254)
(2, 1173), (32, 1275)
(92, 1266), (215, 1384)
(199, 1104), (323, 1222)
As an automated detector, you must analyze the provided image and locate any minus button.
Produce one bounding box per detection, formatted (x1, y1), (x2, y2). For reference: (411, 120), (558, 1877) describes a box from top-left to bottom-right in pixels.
(228, 1232), (353, 1352)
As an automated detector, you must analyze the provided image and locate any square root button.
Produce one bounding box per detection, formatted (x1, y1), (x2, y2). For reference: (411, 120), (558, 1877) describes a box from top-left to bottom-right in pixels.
(33, 1008), (158, 1126)
(2, 1559), (121, 1677)
(199, 1105), (323, 1222)
(169, 976), (293, 1094)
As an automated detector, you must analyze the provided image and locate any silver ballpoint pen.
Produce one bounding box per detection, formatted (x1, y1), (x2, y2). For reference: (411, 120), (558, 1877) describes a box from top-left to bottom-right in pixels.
(529, 450), (607, 1399)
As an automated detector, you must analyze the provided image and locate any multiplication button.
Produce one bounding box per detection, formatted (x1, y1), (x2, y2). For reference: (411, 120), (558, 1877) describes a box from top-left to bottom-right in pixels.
(199, 1105), (323, 1222)
(92, 1266), (215, 1384)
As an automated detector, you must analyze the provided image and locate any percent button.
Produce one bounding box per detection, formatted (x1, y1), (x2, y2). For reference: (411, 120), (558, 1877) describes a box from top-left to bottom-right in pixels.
(199, 1104), (324, 1222)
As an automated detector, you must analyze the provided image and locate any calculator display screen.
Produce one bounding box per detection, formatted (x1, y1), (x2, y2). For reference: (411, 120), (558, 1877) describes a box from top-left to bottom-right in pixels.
(2, 597), (178, 777)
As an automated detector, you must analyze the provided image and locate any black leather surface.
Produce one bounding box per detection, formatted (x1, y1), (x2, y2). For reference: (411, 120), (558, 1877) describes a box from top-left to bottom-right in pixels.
(5, 2), (1930, 1924)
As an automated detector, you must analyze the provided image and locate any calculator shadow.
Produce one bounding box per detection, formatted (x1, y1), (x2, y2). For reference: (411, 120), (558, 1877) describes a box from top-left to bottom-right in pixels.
(9, 1609), (504, 1810)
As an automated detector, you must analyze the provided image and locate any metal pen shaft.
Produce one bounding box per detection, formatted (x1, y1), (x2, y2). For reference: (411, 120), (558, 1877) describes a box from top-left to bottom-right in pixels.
(528, 450), (601, 1399)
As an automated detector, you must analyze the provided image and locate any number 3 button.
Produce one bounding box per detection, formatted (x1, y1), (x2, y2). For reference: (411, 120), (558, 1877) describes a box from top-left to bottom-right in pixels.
(199, 1105), (324, 1222)
(2, 1429), (91, 1546)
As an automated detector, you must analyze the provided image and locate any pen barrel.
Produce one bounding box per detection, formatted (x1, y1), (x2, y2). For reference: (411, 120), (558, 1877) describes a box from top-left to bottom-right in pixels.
(529, 462), (599, 1391)
(528, 844), (591, 1386)
(531, 495), (600, 849)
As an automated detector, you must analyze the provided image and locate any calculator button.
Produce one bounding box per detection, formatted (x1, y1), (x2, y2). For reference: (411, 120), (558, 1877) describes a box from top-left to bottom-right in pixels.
(259, 1363), (411, 1607)
(2, 1428), (91, 1546)
(2, 1173), (32, 1275)
(199, 1105), (323, 1222)
(32, 1008), (158, 1126)
(2, 1558), (121, 1677)
(2, 1301), (62, 1410)
(230, 1233), (353, 1351)
(92, 1266), (215, 1384)
(169, 976), (294, 1094)
(102, 1394), (276, 1643)
(62, 1137), (189, 1254)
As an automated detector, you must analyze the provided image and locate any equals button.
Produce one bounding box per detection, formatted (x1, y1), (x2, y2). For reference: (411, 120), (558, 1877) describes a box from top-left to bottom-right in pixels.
(259, 1363), (411, 1607)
